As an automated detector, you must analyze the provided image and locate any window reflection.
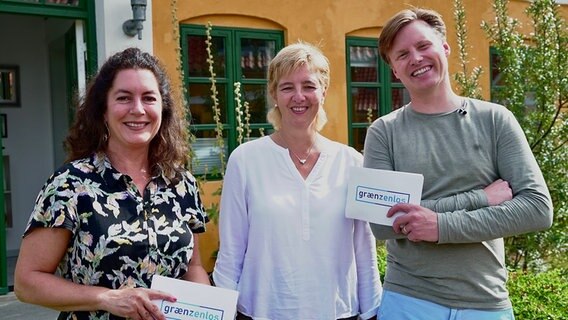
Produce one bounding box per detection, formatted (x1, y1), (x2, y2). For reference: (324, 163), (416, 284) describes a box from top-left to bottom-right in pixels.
(241, 39), (276, 79)
(47, 0), (79, 5)
(351, 88), (378, 123)
(391, 88), (410, 110)
(191, 131), (228, 176)
(242, 84), (270, 124)
(188, 83), (227, 125)
(353, 128), (367, 154)
(350, 46), (378, 82)
(9, 0), (80, 5)
(188, 35), (226, 78)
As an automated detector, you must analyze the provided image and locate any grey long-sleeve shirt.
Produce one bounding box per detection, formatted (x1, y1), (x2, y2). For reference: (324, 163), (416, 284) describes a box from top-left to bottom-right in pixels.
(363, 98), (553, 309)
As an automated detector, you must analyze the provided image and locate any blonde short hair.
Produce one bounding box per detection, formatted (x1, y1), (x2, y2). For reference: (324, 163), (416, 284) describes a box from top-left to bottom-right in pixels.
(266, 41), (329, 131)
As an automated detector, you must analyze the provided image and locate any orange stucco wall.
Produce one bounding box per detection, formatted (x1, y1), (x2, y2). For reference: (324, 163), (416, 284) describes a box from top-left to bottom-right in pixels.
(151, 0), (567, 272)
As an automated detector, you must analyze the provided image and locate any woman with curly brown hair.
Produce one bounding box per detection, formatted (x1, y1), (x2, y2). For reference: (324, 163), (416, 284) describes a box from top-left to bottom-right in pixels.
(15, 47), (210, 320)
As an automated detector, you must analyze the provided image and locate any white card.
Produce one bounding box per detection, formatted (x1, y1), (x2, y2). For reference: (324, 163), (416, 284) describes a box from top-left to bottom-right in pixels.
(151, 275), (239, 320)
(346, 167), (423, 226)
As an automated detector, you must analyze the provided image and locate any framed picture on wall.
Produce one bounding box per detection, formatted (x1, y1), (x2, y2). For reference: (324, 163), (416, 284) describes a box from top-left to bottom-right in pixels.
(1, 113), (6, 138)
(0, 65), (21, 107)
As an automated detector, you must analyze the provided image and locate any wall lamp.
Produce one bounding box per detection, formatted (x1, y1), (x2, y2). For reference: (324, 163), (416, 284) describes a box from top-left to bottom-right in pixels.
(123, 0), (147, 40)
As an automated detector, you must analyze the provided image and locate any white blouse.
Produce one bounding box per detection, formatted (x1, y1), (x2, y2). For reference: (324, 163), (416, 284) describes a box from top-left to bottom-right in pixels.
(213, 135), (382, 320)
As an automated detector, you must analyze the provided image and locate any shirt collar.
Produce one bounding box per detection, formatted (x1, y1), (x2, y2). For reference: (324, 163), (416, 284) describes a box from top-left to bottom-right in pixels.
(91, 152), (169, 188)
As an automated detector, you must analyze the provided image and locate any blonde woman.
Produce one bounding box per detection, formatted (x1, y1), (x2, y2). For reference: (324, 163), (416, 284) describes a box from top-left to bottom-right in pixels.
(213, 42), (382, 320)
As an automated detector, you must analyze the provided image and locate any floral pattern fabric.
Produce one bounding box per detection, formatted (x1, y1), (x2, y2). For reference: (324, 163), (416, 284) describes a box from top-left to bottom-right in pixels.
(24, 153), (208, 320)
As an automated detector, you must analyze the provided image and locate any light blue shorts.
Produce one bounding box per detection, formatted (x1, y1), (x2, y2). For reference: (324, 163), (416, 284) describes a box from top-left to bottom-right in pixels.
(378, 290), (515, 320)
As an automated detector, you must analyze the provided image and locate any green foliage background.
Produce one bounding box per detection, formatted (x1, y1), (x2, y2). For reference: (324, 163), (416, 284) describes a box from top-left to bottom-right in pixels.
(485, 0), (567, 272)
(507, 268), (568, 319)
(455, 0), (567, 271)
(377, 244), (567, 319)
(452, 1), (567, 318)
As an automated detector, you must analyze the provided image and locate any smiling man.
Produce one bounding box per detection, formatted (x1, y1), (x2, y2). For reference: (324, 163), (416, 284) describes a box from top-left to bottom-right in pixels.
(363, 8), (553, 320)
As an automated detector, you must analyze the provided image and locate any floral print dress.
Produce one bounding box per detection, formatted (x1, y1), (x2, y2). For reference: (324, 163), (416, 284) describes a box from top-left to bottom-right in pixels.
(24, 153), (208, 320)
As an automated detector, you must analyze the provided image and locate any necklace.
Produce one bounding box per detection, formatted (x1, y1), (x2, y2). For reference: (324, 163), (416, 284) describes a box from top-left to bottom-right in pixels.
(291, 146), (313, 165)
(280, 133), (315, 165)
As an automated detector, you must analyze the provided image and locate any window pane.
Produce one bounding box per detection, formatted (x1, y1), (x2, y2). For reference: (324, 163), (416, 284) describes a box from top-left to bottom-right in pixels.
(4, 0), (81, 4)
(187, 35), (226, 78)
(391, 87), (410, 110)
(350, 46), (378, 82)
(352, 127), (367, 154)
(47, 0), (79, 5)
(191, 132), (228, 176)
(491, 51), (504, 86)
(188, 83), (227, 124)
(242, 84), (270, 123)
(390, 69), (401, 83)
(240, 38), (276, 79)
(351, 87), (378, 123)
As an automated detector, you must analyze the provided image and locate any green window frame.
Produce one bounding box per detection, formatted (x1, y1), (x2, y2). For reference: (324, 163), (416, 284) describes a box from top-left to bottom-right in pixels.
(180, 25), (283, 177)
(346, 37), (409, 153)
(0, 0), (87, 17)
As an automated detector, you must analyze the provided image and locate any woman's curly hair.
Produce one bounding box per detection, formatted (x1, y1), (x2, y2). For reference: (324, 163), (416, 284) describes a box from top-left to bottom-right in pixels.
(65, 47), (190, 179)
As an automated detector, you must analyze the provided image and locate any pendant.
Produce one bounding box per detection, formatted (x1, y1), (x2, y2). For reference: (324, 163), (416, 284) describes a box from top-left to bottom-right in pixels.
(299, 159), (307, 165)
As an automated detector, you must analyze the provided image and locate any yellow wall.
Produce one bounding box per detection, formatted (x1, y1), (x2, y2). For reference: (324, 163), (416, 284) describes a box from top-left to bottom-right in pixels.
(195, 181), (222, 272)
(152, 0), (567, 271)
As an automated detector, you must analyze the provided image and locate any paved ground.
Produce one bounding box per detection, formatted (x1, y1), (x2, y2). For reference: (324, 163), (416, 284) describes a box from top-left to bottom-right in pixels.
(2, 256), (59, 319)
(1, 256), (60, 319)
(0, 291), (60, 320)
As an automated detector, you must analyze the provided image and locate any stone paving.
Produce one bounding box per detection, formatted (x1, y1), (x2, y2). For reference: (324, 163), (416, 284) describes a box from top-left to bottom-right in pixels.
(0, 291), (60, 320)
(1, 255), (58, 319)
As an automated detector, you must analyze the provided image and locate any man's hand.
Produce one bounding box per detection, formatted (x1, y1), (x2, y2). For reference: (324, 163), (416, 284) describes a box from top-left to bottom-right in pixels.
(388, 203), (438, 242)
(484, 179), (512, 206)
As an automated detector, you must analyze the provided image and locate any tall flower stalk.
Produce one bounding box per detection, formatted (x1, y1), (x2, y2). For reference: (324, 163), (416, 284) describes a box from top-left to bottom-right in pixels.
(366, 106), (374, 125)
(234, 82), (245, 145)
(234, 82), (253, 144)
(169, 0), (200, 176)
(243, 101), (251, 140)
(205, 22), (226, 177)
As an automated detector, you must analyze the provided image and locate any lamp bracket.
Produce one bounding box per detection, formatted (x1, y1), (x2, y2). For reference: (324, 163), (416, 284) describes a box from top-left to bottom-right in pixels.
(123, 0), (147, 40)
